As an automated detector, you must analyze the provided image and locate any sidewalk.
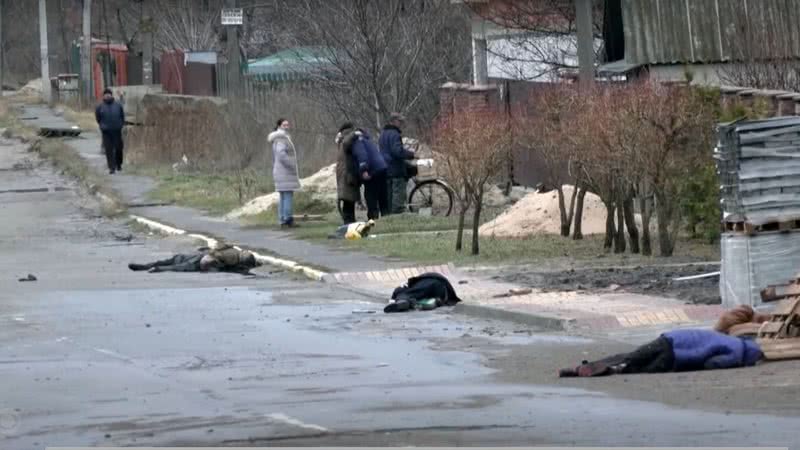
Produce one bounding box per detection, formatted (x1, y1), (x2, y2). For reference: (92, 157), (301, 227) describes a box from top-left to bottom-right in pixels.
(15, 103), (724, 334)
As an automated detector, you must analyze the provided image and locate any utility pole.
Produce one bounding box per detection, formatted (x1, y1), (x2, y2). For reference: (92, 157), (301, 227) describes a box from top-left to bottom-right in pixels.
(142, 15), (154, 85)
(81, 0), (92, 106)
(39, 0), (51, 103)
(575, 0), (595, 89)
(0, 0), (4, 95)
(224, 0), (242, 97)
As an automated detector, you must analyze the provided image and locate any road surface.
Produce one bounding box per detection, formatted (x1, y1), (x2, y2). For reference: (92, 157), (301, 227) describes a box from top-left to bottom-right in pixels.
(1, 134), (799, 449)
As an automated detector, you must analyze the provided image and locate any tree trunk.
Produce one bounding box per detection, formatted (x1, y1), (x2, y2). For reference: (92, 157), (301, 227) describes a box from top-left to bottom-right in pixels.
(455, 204), (467, 252)
(573, 187), (587, 240)
(565, 183), (579, 235)
(614, 196), (626, 253)
(604, 202), (615, 250)
(557, 186), (570, 237)
(471, 193), (483, 255)
(639, 183), (653, 256)
(655, 191), (675, 257)
(623, 191), (640, 254)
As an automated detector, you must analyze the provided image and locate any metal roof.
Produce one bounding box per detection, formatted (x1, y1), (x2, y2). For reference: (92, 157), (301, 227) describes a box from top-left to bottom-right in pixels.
(245, 47), (332, 82)
(622, 0), (800, 65)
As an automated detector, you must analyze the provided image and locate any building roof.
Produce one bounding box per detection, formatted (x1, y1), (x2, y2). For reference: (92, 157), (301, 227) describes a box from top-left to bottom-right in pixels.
(246, 47), (332, 82)
(623, 0), (800, 65)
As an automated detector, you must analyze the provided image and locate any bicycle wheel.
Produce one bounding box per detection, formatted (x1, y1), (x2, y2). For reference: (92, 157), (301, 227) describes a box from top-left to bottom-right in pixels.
(408, 180), (454, 217)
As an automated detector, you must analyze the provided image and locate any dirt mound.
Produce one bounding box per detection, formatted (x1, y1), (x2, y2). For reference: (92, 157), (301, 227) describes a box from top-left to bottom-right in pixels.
(227, 164), (337, 219)
(19, 78), (43, 95)
(479, 185), (608, 237)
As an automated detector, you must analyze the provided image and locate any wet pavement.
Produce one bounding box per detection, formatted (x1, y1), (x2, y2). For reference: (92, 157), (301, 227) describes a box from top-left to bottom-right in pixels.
(1, 134), (800, 449)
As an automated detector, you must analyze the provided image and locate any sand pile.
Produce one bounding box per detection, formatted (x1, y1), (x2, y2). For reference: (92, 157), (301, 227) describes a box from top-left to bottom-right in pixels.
(19, 78), (43, 95)
(479, 185), (609, 237)
(227, 163), (338, 219)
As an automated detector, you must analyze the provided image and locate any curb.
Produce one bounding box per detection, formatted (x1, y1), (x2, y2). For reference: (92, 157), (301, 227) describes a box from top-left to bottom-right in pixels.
(331, 281), (574, 331)
(129, 214), (328, 282)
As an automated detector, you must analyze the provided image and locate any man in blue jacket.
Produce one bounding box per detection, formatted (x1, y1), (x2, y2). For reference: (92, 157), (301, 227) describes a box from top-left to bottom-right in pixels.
(95, 88), (126, 174)
(559, 328), (763, 377)
(351, 128), (389, 220)
(379, 113), (415, 214)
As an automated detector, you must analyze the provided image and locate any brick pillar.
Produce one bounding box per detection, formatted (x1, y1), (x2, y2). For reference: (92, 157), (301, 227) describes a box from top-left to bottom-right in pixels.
(467, 85), (499, 116)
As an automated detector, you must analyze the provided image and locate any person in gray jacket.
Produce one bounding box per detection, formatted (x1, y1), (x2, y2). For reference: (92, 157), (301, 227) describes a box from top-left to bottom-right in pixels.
(268, 118), (302, 228)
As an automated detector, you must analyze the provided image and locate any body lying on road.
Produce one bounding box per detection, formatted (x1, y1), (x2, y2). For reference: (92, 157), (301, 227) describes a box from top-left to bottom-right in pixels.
(129, 245), (260, 275)
(559, 328), (763, 377)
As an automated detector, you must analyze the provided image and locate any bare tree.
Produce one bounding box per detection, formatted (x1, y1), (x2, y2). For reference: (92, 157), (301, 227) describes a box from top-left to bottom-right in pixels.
(274, 0), (471, 131)
(434, 109), (511, 255)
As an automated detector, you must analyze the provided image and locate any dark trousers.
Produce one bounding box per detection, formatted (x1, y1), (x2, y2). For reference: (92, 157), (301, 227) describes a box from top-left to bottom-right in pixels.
(388, 177), (408, 215)
(596, 336), (675, 374)
(339, 199), (356, 224)
(363, 171), (389, 220)
(102, 129), (124, 172)
(130, 254), (202, 272)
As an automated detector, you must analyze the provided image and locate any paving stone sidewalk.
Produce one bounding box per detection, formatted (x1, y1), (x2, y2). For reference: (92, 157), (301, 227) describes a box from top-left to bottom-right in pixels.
(328, 264), (723, 332)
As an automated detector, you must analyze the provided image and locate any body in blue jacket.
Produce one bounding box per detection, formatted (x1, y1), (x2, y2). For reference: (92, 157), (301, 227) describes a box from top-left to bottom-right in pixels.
(351, 129), (389, 220)
(559, 328), (763, 377)
(379, 114), (416, 214)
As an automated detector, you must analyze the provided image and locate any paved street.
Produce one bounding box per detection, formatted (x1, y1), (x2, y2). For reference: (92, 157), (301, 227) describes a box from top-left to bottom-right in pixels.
(2, 134), (800, 449)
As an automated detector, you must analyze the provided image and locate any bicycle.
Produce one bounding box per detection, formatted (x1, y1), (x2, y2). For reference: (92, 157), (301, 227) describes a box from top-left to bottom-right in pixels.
(337, 159), (455, 218)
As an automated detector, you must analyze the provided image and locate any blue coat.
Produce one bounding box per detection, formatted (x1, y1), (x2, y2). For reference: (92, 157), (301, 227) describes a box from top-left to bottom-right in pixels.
(95, 100), (125, 131)
(379, 125), (414, 178)
(351, 130), (387, 178)
(662, 329), (762, 371)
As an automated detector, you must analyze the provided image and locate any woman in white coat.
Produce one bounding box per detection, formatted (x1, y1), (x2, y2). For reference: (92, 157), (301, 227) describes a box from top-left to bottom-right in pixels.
(268, 118), (302, 228)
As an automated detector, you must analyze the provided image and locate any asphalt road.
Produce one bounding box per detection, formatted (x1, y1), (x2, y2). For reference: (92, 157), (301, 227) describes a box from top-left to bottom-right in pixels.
(1, 135), (799, 449)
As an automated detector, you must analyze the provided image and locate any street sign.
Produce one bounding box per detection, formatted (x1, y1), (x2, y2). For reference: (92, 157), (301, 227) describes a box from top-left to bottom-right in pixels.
(221, 8), (243, 25)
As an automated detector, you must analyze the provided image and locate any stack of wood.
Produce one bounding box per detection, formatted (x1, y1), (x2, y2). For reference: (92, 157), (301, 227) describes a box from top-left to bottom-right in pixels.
(750, 280), (800, 360)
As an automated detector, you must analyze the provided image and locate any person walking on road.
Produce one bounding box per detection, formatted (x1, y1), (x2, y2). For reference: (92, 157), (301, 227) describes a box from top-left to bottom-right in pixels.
(379, 113), (415, 214)
(269, 118), (302, 228)
(335, 122), (360, 224)
(352, 127), (389, 220)
(95, 88), (125, 174)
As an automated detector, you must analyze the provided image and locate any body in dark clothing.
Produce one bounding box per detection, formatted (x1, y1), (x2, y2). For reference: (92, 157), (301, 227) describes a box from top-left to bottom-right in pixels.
(379, 115), (415, 214)
(385, 272), (462, 313)
(351, 129), (389, 220)
(95, 89), (126, 174)
(129, 246), (259, 275)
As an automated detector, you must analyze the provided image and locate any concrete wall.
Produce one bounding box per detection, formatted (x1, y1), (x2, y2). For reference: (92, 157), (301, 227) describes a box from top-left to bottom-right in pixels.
(115, 85), (164, 123)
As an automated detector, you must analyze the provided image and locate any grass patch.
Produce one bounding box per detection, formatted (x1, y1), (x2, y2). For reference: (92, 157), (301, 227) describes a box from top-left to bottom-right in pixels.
(35, 138), (126, 217)
(341, 231), (720, 266)
(137, 165), (275, 216)
(60, 105), (98, 132)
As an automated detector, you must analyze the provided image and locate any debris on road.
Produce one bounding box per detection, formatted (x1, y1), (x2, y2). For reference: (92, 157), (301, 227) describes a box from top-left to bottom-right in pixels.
(352, 309), (377, 314)
(491, 288), (533, 298)
(329, 220), (375, 240)
(18, 274), (37, 282)
(673, 271), (720, 281)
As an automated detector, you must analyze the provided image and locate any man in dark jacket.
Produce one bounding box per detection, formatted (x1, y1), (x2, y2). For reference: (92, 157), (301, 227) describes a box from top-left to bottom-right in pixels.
(379, 113), (415, 214)
(335, 123), (360, 224)
(95, 88), (126, 174)
(352, 128), (389, 220)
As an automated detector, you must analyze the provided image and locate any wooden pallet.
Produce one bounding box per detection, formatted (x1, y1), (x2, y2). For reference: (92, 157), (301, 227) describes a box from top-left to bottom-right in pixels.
(757, 337), (800, 360)
(723, 219), (800, 235)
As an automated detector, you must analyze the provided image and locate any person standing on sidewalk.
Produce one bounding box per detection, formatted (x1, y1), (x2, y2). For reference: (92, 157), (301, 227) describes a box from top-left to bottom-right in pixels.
(379, 113), (415, 214)
(95, 88), (125, 174)
(269, 118), (302, 228)
(351, 127), (388, 220)
(335, 122), (360, 224)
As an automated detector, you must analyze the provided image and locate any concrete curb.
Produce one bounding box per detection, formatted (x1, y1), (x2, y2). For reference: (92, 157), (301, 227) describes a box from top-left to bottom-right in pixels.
(129, 214), (328, 282)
